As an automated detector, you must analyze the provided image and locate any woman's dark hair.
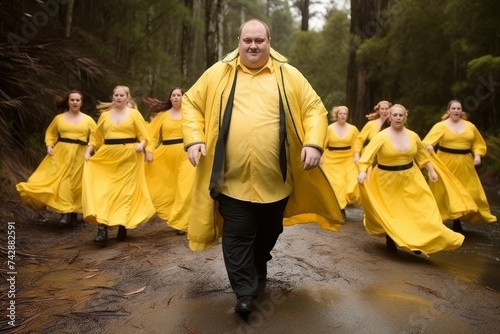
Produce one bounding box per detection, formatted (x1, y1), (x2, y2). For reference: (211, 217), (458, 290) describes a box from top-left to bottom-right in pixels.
(54, 90), (83, 112)
(144, 87), (184, 119)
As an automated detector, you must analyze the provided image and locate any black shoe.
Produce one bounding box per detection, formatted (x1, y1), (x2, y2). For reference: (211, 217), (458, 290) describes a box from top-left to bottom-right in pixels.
(176, 230), (186, 236)
(413, 250), (422, 255)
(94, 226), (108, 247)
(386, 235), (397, 253)
(116, 225), (127, 241)
(452, 220), (463, 233)
(235, 296), (254, 319)
(59, 213), (70, 224)
(69, 213), (78, 227)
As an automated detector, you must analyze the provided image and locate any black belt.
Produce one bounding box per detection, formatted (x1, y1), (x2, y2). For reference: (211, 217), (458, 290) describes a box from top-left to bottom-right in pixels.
(328, 146), (351, 151)
(162, 138), (183, 145)
(104, 138), (137, 145)
(438, 146), (472, 155)
(58, 137), (87, 146)
(378, 161), (413, 171)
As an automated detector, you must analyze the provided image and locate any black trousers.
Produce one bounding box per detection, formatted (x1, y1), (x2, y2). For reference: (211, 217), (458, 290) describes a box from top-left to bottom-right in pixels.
(218, 194), (289, 298)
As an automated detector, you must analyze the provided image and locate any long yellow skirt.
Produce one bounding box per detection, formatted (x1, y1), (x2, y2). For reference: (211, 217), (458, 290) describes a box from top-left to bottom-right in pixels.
(82, 144), (155, 228)
(426, 152), (478, 221)
(322, 149), (361, 209)
(16, 142), (86, 213)
(145, 142), (195, 231)
(430, 151), (496, 223)
(360, 165), (464, 255)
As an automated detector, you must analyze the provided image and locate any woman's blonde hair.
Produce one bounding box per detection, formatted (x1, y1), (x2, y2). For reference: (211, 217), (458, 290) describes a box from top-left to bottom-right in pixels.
(366, 100), (392, 120)
(330, 105), (348, 121)
(97, 85), (134, 111)
(388, 103), (409, 127)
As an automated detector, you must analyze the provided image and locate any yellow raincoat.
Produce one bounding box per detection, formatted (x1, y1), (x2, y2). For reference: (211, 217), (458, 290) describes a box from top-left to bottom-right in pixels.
(182, 48), (344, 251)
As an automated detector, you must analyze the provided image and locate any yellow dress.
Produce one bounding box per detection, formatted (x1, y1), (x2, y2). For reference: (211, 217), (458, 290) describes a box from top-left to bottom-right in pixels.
(358, 129), (464, 255)
(82, 109), (155, 228)
(144, 111), (195, 231)
(322, 123), (361, 208)
(353, 120), (382, 154)
(16, 113), (96, 213)
(422, 121), (497, 223)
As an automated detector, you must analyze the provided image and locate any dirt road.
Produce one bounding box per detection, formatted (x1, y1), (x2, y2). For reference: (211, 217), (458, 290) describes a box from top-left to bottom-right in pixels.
(1, 206), (499, 333)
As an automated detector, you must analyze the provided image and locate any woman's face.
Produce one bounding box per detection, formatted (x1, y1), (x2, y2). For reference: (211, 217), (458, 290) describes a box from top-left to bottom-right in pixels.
(448, 102), (462, 122)
(113, 88), (129, 109)
(336, 107), (348, 123)
(170, 89), (183, 108)
(378, 102), (391, 119)
(389, 106), (406, 129)
(68, 93), (82, 112)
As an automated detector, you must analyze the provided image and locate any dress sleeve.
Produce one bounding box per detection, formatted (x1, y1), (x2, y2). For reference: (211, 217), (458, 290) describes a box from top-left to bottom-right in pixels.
(89, 113), (105, 149)
(147, 111), (165, 147)
(414, 133), (431, 168)
(44, 115), (60, 147)
(86, 115), (97, 142)
(350, 125), (360, 145)
(357, 131), (385, 172)
(422, 122), (444, 147)
(469, 122), (487, 156)
(131, 110), (154, 152)
(353, 121), (372, 153)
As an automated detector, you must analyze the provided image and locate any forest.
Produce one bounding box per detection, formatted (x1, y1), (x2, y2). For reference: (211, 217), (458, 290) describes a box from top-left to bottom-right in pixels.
(1, 0), (500, 205)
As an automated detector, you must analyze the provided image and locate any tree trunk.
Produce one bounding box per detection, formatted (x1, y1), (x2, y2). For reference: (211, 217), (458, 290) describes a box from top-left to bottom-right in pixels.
(64, 0), (75, 38)
(205, 0), (226, 68)
(300, 0), (309, 31)
(181, 0), (195, 85)
(346, 0), (389, 128)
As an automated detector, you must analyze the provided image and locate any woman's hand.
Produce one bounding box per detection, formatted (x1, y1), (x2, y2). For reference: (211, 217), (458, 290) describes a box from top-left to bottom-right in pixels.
(474, 154), (481, 166)
(357, 171), (367, 184)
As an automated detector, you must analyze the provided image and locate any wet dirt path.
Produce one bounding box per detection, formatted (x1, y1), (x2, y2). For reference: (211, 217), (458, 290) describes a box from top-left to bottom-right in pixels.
(1, 207), (499, 333)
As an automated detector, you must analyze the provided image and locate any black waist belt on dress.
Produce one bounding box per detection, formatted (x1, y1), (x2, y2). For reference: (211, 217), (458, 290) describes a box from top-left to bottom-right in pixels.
(162, 138), (183, 145)
(58, 137), (87, 146)
(438, 146), (472, 155)
(378, 161), (413, 171)
(104, 138), (137, 145)
(328, 146), (351, 151)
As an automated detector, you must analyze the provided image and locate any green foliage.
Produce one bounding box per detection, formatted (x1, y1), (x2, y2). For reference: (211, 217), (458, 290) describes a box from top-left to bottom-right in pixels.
(287, 9), (350, 111)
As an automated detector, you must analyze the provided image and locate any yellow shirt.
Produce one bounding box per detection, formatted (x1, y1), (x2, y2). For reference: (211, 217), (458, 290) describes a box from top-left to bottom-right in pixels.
(222, 59), (293, 203)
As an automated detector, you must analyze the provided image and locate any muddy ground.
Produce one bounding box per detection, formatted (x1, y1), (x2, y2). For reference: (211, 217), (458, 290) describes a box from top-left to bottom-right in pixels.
(1, 205), (499, 334)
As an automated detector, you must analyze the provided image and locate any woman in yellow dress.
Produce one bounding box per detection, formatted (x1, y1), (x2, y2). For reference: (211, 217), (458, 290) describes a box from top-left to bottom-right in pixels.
(322, 106), (360, 216)
(16, 90), (96, 226)
(144, 88), (195, 235)
(422, 100), (497, 232)
(83, 86), (155, 246)
(353, 100), (392, 163)
(357, 104), (464, 255)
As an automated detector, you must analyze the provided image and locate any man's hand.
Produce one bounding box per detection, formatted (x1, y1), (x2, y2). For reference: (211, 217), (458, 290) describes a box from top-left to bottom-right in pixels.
(187, 143), (206, 167)
(301, 146), (321, 170)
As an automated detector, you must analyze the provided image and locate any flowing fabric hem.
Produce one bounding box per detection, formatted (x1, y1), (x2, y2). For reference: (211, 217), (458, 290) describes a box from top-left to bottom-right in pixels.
(83, 214), (153, 229)
(284, 213), (341, 232)
(188, 237), (220, 252)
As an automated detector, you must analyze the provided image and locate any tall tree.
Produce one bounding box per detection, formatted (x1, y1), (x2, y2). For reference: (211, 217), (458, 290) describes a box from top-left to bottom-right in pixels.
(205, 0), (227, 67)
(346, 0), (390, 128)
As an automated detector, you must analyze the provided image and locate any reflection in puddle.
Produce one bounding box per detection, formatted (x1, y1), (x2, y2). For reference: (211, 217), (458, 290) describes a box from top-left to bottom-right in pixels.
(431, 189), (500, 292)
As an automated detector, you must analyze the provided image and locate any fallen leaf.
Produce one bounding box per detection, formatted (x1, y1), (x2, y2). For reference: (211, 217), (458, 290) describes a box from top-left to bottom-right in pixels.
(84, 273), (99, 279)
(123, 286), (146, 296)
